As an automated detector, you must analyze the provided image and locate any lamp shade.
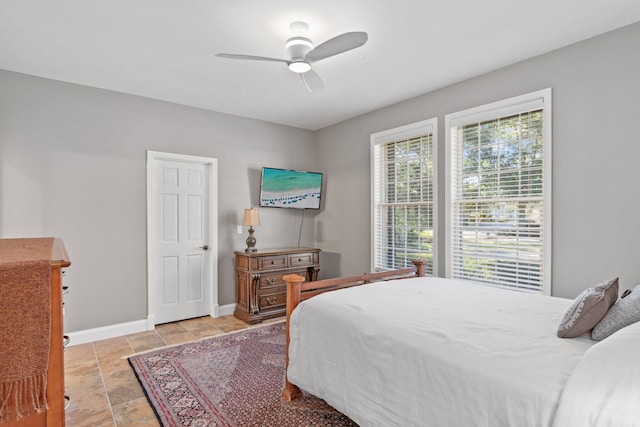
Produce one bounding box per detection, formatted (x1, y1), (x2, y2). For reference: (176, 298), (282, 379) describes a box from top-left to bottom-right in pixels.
(242, 208), (261, 227)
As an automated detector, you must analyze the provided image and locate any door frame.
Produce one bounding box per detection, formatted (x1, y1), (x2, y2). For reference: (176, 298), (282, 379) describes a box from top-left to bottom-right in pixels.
(146, 150), (219, 330)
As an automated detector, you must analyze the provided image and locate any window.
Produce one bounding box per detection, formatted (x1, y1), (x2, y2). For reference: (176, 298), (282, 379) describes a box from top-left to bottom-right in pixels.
(445, 89), (552, 294)
(371, 118), (437, 274)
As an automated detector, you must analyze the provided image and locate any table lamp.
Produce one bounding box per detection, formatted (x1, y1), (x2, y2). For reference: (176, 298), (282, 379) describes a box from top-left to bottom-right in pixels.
(242, 208), (261, 253)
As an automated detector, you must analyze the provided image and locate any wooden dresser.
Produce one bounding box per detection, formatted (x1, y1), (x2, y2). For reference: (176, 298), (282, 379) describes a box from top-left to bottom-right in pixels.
(0, 238), (70, 427)
(234, 247), (320, 324)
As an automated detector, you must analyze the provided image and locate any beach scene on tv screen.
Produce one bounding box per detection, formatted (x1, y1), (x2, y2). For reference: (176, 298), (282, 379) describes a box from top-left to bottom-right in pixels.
(261, 168), (322, 209)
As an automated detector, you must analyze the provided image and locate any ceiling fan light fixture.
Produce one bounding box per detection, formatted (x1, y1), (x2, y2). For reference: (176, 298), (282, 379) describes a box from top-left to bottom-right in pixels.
(288, 61), (312, 73)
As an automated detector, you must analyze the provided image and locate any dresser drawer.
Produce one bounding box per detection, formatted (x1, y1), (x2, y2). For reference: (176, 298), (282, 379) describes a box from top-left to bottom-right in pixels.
(289, 253), (315, 267)
(260, 271), (308, 289)
(258, 284), (286, 296)
(259, 255), (288, 270)
(259, 273), (286, 289)
(259, 292), (287, 310)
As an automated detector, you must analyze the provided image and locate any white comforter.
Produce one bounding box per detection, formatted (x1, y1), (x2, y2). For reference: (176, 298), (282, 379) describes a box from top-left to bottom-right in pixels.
(287, 277), (594, 427)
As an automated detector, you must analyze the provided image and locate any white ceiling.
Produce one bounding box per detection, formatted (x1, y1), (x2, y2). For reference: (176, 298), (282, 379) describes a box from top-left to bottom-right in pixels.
(2, 1), (640, 131)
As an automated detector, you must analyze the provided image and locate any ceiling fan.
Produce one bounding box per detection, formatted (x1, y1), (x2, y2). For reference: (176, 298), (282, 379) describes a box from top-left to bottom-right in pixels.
(216, 21), (368, 93)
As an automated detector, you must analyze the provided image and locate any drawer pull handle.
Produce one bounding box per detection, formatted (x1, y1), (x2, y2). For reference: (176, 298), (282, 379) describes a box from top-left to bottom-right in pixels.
(266, 297), (277, 305)
(63, 335), (70, 348)
(268, 277), (276, 284)
(64, 395), (71, 410)
(63, 285), (69, 295)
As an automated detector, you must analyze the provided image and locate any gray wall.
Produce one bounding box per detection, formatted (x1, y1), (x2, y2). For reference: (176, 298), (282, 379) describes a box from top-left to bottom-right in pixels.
(315, 21), (640, 298)
(0, 71), (317, 332)
(2, 21), (639, 333)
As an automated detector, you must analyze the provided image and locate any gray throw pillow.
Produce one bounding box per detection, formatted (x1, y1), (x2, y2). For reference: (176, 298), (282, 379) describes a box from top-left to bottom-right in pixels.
(557, 278), (618, 338)
(591, 284), (640, 341)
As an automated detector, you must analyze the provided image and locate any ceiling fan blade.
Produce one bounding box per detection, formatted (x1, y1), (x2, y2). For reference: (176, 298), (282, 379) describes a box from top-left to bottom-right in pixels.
(216, 53), (289, 64)
(300, 68), (324, 93)
(305, 32), (368, 63)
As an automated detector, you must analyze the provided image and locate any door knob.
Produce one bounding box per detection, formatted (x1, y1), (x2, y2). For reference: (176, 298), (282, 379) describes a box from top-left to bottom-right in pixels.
(199, 245), (209, 251)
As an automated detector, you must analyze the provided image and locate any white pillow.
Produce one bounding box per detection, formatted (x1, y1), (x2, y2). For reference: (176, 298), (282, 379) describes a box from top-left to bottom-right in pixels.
(552, 321), (640, 427)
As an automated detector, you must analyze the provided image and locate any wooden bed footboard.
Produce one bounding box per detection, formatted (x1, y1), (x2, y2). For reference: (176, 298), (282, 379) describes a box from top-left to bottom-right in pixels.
(281, 259), (426, 401)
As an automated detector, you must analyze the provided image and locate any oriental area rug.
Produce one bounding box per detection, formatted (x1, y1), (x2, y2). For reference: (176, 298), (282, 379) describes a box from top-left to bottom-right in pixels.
(128, 321), (357, 427)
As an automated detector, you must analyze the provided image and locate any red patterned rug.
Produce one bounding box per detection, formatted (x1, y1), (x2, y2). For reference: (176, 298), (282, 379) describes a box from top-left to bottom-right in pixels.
(128, 321), (357, 426)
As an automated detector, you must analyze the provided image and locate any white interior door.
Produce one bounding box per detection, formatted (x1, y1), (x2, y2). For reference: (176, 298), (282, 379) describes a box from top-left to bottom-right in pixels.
(147, 152), (218, 326)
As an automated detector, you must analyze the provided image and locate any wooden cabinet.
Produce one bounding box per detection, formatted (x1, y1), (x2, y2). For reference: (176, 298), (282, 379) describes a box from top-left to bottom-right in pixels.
(0, 238), (70, 427)
(234, 248), (320, 324)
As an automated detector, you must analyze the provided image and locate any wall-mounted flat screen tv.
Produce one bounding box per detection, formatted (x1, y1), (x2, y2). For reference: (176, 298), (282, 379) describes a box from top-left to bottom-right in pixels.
(259, 167), (323, 210)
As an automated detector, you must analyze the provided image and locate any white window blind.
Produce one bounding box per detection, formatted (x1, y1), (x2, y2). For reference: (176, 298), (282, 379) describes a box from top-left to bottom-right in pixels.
(371, 119), (436, 274)
(446, 89), (551, 294)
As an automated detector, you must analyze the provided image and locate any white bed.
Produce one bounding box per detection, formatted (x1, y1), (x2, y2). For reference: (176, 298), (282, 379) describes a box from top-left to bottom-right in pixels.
(286, 276), (640, 427)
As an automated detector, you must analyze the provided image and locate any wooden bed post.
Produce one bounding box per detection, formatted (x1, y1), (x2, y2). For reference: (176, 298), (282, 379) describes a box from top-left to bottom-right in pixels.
(282, 274), (304, 401)
(412, 259), (426, 277)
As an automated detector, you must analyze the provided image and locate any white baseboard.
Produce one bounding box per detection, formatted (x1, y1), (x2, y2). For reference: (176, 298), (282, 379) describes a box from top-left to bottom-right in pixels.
(66, 319), (148, 346)
(68, 304), (237, 346)
(217, 303), (236, 316)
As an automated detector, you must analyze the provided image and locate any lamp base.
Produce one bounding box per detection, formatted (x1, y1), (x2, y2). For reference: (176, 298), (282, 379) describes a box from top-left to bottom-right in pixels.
(245, 226), (257, 253)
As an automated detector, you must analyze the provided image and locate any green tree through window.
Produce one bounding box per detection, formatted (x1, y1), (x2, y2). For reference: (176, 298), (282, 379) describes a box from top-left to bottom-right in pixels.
(449, 96), (550, 293)
(372, 121), (436, 274)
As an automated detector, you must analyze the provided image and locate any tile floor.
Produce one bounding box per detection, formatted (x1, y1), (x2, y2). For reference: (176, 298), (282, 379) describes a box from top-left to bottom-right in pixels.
(64, 315), (254, 426)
